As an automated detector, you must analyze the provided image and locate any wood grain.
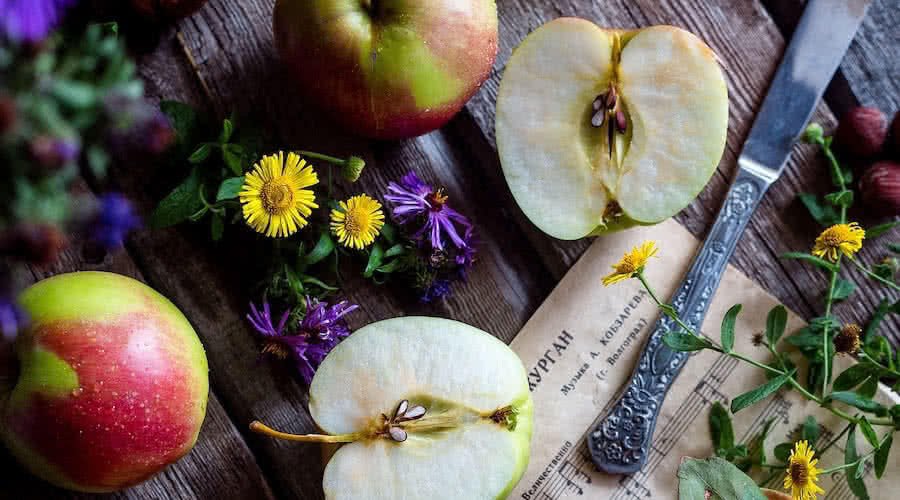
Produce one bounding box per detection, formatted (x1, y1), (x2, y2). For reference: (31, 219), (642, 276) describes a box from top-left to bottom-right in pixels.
(3, 0), (899, 498)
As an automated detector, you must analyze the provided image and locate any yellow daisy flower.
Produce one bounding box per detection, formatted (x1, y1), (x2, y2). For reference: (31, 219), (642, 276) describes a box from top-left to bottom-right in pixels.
(330, 194), (384, 250)
(784, 440), (825, 500)
(602, 240), (658, 286)
(240, 151), (319, 238)
(812, 222), (865, 262)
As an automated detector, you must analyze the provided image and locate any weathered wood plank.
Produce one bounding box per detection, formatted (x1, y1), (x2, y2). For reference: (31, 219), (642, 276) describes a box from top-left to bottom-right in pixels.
(464, 0), (900, 339)
(1, 185), (275, 499)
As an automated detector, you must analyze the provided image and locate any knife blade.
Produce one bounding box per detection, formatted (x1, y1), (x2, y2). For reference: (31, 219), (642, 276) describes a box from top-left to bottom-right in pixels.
(588, 0), (871, 475)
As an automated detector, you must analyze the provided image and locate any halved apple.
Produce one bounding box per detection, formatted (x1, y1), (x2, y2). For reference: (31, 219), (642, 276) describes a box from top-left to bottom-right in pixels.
(496, 18), (728, 240)
(251, 317), (533, 499)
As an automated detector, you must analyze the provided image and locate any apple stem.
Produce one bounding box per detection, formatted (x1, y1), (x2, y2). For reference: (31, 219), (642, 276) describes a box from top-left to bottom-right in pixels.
(249, 420), (361, 443)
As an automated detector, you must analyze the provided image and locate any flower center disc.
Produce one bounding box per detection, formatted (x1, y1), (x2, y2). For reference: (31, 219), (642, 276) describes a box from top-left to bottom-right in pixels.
(261, 181), (295, 214)
(790, 462), (809, 486)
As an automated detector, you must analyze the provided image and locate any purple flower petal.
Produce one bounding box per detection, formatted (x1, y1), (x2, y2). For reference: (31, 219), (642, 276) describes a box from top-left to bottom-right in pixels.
(0, 0), (76, 43)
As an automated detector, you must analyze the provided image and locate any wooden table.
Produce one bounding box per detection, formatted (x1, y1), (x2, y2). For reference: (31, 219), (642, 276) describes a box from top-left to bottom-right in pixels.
(3, 0), (899, 498)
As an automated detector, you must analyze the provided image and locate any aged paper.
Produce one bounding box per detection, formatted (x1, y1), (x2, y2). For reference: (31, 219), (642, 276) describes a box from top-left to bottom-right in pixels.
(511, 219), (899, 500)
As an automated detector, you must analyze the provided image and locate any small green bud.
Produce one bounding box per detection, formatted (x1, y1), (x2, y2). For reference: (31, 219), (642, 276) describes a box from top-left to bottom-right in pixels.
(802, 123), (824, 144)
(342, 156), (366, 182)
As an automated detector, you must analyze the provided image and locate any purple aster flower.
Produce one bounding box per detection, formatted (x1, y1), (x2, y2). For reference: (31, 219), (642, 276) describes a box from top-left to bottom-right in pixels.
(90, 193), (141, 250)
(247, 297), (358, 384)
(0, 0), (77, 43)
(384, 171), (474, 252)
(297, 296), (358, 342)
(0, 298), (27, 343)
(420, 279), (452, 303)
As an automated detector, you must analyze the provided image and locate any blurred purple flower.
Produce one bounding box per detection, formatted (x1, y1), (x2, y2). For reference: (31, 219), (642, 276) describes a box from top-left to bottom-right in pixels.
(384, 171), (474, 251)
(247, 297), (358, 384)
(420, 279), (452, 303)
(90, 193), (141, 250)
(104, 97), (175, 156)
(0, 0), (77, 43)
(0, 299), (27, 343)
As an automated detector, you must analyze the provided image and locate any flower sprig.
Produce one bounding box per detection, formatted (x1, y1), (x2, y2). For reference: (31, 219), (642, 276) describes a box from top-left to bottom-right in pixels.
(603, 124), (900, 500)
(150, 102), (480, 382)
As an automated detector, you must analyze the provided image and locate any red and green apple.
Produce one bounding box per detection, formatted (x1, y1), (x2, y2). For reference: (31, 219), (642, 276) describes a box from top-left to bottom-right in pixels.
(0, 271), (209, 492)
(273, 0), (499, 140)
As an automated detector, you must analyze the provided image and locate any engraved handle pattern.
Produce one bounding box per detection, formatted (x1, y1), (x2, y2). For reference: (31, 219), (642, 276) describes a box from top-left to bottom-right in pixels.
(588, 170), (769, 474)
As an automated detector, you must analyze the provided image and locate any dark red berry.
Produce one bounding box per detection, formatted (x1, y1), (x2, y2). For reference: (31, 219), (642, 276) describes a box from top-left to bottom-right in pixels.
(860, 161), (900, 216)
(835, 106), (887, 159)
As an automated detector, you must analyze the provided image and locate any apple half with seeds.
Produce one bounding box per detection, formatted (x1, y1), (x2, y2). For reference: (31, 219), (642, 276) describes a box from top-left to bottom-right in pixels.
(251, 317), (533, 499)
(496, 18), (729, 239)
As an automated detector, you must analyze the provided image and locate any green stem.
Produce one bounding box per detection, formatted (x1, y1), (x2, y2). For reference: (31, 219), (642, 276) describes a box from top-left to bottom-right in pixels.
(637, 273), (695, 336)
(821, 254), (842, 397)
(296, 150), (347, 166)
(726, 351), (784, 376)
(859, 351), (900, 379)
(850, 258), (900, 292)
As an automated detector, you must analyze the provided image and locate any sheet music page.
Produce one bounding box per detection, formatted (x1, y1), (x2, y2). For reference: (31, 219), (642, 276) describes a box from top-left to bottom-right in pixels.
(510, 219), (900, 500)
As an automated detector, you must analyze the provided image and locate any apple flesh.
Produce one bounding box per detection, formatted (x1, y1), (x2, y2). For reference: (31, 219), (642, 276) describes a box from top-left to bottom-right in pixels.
(251, 317), (533, 499)
(1, 272), (209, 492)
(496, 18), (729, 240)
(273, 0), (499, 140)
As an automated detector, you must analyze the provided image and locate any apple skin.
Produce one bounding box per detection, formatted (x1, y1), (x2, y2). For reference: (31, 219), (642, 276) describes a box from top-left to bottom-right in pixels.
(0, 272), (209, 493)
(273, 0), (498, 140)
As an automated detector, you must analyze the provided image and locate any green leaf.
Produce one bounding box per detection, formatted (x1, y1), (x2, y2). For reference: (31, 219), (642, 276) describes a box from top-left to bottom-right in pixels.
(781, 252), (839, 272)
(51, 79), (96, 109)
(86, 145), (108, 177)
(189, 143), (213, 163)
(825, 189), (854, 208)
(859, 376), (879, 399)
(834, 364), (874, 391)
(859, 416), (879, 448)
(211, 214), (224, 241)
(867, 220), (900, 239)
(765, 305), (788, 346)
(299, 274), (338, 291)
(798, 193), (840, 226)
(889, 243), (900, 254)
(219, 118), (234, 143)
(380, 223), (398, 245)
(222, 143), (245, 175)
(801, 416), (820, 444)
(677, 457), (767, 500)
(709, 402), (734, 452)
(875, 434), (892, 479)
(662, 332), (713, 352)
(384, 244), (406, 259)
(720, 304), (741, 352)
(364, 244), (385, 278)
(731, 372), (792, 413)
(845, 425), (870, 499)
(159, 100), (197, 146)
(304, 232), (335, 267)
(829, 391), (887, 415)
(150, 168), (203, 228)
(216, 176), (244, 201)
(774, 442), (793, 463)
(830, 278), (856, 301)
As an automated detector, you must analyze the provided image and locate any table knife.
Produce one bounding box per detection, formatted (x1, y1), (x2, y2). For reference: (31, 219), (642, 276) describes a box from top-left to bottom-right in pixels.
(588, 0), (872, 475)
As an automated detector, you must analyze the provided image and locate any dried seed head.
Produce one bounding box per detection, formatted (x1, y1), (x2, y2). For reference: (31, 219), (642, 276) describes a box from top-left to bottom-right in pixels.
(615, 110), (627, 134)
(833, 324), (862, 355)
(388, 426), (408, 442)
(751, 332), (765, 347)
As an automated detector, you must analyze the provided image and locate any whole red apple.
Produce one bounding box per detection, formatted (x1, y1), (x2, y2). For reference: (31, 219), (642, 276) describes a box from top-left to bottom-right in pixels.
(273, 0), (499, 140)
(0, 272), (208, 492)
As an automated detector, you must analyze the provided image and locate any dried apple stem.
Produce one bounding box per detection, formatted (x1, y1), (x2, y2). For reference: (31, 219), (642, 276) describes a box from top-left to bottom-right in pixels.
(249, 421), (363, 443)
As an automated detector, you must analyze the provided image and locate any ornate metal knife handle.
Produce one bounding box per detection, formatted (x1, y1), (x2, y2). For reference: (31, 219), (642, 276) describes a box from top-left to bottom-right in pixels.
(588, 168), (770, 474)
